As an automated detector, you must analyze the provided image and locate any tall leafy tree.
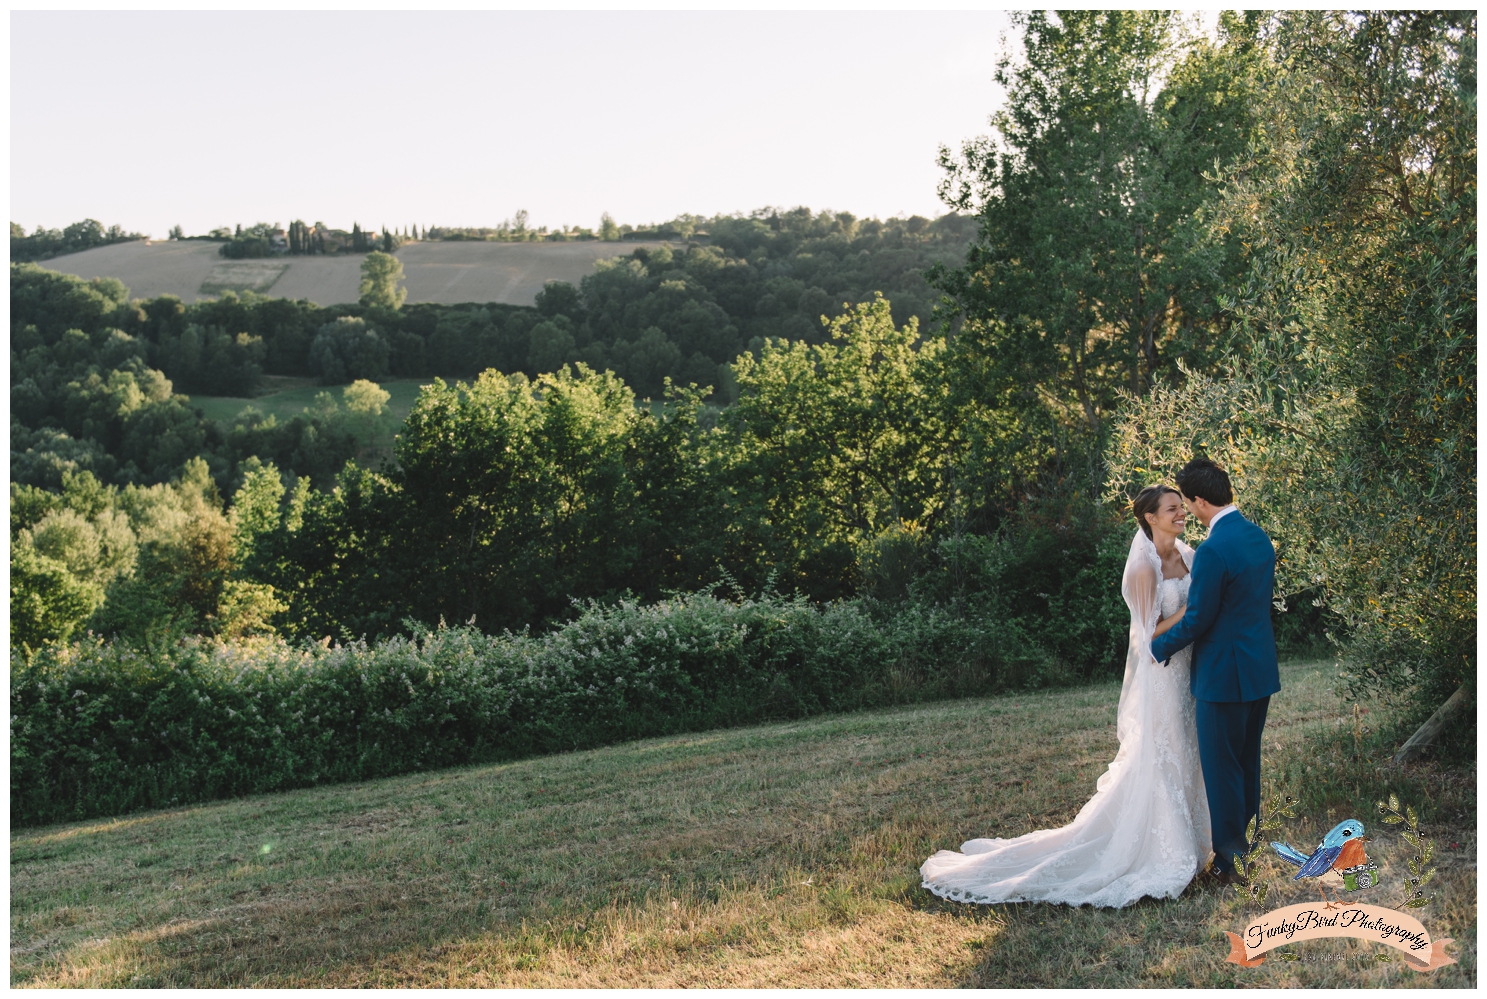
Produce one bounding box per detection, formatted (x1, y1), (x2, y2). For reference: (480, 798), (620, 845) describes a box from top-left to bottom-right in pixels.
(722, 295), (949, 598)
(358, 250), (406, 310)
(265, 366), (645, 637)
(935, 11), (1262, 516)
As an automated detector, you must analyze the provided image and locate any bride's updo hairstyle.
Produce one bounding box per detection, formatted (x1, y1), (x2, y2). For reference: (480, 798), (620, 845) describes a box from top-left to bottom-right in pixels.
(1132, 485), (1179, 540)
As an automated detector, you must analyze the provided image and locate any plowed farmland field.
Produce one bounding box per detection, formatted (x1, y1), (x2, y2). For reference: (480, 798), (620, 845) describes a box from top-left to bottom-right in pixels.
(34, 239), (676, 306)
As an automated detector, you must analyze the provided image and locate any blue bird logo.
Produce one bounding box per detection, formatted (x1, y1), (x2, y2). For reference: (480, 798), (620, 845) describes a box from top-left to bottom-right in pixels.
(1271, 819), (1371, 908)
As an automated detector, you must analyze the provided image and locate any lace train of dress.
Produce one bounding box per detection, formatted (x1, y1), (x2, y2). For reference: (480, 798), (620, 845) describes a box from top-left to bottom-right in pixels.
(920, 536), (1212, 909)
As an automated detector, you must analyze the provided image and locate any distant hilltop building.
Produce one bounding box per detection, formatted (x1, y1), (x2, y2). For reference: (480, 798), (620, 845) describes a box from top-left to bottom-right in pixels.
(264, 221), (391, 255)
(319, 228), (353, 252)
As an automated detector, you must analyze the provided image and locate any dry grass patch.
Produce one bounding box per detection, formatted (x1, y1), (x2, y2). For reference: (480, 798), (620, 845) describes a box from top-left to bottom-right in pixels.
(198, 260), (287, 296)
(316, 882), (999, 987)
(37, 237), (680, 306)
(10, 659), (1474, 987)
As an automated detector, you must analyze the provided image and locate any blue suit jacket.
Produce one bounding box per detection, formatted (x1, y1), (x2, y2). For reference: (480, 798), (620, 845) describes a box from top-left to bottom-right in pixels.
(1150, 511), (1281, 703)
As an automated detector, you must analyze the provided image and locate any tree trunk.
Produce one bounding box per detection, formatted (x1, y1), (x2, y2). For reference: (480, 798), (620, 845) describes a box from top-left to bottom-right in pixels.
(1132, 222), (1145, 396)
(1071, 353), (1099, 433)
(1393, 686), (1470, 763)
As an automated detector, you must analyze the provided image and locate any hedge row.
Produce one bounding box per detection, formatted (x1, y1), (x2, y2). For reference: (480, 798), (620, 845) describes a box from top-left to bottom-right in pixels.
(12, 591), (1082, 827)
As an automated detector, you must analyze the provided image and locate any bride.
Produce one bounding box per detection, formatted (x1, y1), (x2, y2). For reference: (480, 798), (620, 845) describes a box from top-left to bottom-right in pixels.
(920, 486), (1212, 907)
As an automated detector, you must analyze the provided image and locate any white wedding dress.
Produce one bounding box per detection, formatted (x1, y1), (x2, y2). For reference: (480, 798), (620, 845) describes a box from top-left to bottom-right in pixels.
(920, 529), (1212, 908)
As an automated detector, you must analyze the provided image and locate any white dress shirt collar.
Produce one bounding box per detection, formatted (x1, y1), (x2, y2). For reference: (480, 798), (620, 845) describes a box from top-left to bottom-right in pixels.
(1208, 504), (1239, 529)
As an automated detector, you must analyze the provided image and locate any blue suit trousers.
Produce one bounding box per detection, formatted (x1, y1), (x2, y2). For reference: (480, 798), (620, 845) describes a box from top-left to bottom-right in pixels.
(1197, 696), (1269, 874)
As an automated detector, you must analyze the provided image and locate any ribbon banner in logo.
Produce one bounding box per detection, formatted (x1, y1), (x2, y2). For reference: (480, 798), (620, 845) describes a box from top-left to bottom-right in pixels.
(1223, 903), (1456, 971)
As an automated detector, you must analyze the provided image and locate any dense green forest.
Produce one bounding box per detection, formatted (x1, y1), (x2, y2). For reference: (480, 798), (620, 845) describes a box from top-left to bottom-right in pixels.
(11, 208), (971, 492)
(12, 11), (1475, 822)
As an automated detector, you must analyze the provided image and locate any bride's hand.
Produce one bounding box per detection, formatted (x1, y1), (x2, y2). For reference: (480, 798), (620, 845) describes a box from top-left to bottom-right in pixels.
(1152, 605), (1185, 639)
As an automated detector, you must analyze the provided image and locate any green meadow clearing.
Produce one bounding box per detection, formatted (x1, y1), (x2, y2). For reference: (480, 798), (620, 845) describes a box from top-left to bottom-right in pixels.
(190, 375), (427, 435)
(10, 659), (1474, 987)
(191, 377), (719, 434)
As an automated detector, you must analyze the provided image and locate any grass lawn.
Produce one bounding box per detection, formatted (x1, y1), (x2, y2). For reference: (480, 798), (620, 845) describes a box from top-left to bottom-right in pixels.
(190, 379), (728, 458)
(188, 376), (429, 434)
(10, 659), (1474, 987)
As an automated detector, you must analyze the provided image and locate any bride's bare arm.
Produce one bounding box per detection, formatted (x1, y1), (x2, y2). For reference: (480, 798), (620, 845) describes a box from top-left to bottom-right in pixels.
(1152, 605), (1185, 638)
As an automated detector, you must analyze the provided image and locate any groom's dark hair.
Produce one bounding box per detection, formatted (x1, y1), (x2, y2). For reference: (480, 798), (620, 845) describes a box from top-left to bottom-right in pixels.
(1175, 457), (1233, 507)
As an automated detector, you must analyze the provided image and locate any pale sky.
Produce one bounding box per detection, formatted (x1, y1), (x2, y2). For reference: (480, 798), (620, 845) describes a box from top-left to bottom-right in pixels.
(11, 11), (1019, 238)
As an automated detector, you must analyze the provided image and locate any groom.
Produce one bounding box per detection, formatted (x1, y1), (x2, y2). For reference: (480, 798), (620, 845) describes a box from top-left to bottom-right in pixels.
(1150, 458), (1281, 884)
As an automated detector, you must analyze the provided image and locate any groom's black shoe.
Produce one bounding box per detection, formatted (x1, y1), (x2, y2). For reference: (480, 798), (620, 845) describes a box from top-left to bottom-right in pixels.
(1213, 870), (1239, 887)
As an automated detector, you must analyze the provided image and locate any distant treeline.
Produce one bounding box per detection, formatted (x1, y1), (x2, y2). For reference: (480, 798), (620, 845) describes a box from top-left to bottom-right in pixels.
(207, 208), (694, 247)
(216, 221), (409, 259)
(9, 219), (144, 263)
(416, 210), (973, 400)
(424, 210), (702, 243)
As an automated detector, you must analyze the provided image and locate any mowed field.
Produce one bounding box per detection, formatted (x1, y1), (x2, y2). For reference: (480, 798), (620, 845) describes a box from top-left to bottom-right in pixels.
(10, 660), (1474, 987)
(191, 376), (426, 434)
(191, 375), (431, 467)
(34, 238), (678, 307)
(190, 378), (724, 443)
